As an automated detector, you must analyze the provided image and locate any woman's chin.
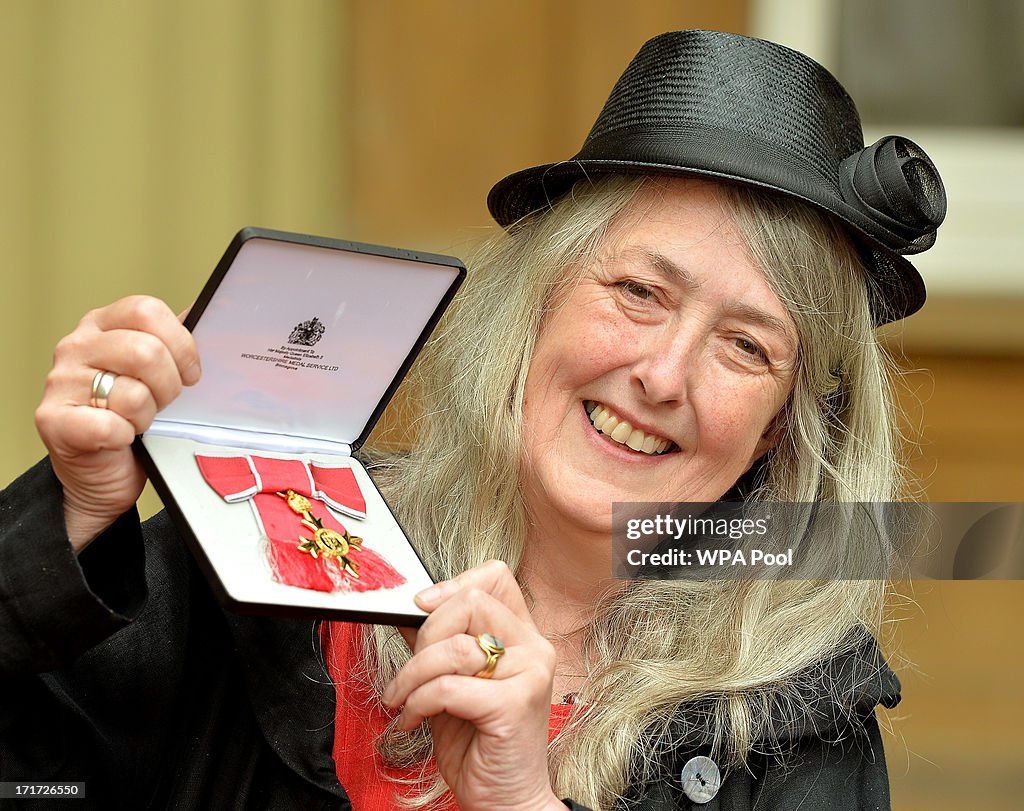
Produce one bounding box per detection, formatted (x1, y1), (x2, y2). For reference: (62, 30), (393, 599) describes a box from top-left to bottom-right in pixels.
(536, 484), (634, 537)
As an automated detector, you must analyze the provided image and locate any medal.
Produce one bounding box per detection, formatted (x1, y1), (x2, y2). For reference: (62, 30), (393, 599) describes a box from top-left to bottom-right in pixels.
(196, 453), (404, 594)
(280, 489), (363, 578)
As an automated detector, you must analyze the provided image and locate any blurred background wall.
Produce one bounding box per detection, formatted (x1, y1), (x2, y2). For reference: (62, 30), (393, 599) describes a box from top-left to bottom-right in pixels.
(2, 1), (1021, 808)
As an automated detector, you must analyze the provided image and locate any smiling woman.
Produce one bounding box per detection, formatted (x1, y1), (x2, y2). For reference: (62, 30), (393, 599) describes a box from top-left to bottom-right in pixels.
(522, 179), (799, 529)
(369, 168), (905, 807)
(2, 28), (946, 811)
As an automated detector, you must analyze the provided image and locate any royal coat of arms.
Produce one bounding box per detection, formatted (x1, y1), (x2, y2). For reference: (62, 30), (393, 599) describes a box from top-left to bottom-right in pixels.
(288, 317), (326, 346)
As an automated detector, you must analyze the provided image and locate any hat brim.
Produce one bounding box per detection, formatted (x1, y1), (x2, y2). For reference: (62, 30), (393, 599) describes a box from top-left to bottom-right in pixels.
(487, 159), (925, 326)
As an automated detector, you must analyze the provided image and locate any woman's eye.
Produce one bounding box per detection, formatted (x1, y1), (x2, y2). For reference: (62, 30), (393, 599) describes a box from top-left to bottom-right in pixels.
(618, 280), (655, 301)
(734, 337), (767, 360)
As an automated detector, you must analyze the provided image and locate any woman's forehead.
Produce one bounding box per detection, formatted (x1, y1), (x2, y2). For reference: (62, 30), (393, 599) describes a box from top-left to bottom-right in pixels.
(603, 182), (774, 277)
(600, 178), (750, 256)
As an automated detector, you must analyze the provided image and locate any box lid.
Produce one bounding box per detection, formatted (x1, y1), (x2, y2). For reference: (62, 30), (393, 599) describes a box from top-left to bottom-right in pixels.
(149, 228), (464, 455)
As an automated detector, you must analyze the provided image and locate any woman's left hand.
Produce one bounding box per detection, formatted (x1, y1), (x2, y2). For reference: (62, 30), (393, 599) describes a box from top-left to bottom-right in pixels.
(383, 560), (566, 811)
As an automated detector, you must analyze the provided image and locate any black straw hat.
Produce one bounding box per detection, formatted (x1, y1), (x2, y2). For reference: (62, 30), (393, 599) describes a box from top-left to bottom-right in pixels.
(487, 30), (947, 325)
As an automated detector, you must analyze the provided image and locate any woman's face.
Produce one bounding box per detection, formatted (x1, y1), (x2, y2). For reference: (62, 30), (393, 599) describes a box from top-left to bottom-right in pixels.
(521, 178), (799, 535)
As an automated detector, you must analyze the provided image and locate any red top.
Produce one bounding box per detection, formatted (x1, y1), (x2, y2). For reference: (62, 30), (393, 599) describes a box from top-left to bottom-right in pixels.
(325, 622), (574, 810)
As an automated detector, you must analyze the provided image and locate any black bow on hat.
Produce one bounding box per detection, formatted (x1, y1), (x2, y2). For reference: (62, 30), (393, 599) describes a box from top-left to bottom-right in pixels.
(487, 30), (947, 325)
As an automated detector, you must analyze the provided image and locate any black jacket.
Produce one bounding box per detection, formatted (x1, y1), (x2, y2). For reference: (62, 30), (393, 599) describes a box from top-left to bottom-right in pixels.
(0, 460), (900, 810)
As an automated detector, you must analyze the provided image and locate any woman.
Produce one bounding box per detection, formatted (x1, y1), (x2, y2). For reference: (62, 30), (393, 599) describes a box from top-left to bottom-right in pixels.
(1, 30), (944, 809)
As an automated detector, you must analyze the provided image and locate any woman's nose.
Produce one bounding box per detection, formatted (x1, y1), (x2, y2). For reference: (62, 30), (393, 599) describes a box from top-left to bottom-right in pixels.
(630, 322), (702, 405)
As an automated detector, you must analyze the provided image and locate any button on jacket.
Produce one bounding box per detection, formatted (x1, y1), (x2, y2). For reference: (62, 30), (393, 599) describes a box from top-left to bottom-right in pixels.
(0, 460), (900, 810)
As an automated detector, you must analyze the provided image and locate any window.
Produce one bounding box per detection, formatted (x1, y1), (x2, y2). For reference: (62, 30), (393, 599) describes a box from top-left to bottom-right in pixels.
(752, 0), (1024, 301)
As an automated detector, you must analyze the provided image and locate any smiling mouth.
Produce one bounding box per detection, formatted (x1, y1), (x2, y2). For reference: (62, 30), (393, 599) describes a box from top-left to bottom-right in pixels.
(584, 401), (677, 456)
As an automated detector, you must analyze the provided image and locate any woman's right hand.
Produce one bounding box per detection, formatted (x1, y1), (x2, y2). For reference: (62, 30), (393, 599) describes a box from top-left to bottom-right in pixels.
(34, 296), (200, 552)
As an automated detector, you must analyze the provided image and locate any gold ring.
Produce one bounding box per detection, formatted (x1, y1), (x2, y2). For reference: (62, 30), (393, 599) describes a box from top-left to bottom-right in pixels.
(474, 633), (505, 679)
(90, 370), (118, 409)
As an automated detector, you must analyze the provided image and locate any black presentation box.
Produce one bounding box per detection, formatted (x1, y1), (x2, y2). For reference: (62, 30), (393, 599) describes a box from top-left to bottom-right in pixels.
(137, 227), (465, 626)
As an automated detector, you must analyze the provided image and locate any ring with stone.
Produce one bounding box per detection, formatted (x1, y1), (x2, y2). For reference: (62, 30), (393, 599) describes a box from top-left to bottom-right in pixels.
(474, 633), (505, 679)
(89, 370), (118, 409)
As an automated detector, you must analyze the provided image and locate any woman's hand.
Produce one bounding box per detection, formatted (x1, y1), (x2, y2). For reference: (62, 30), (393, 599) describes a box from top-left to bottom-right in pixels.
(34, 296), (200, 551)
(383, 560), (566, 811)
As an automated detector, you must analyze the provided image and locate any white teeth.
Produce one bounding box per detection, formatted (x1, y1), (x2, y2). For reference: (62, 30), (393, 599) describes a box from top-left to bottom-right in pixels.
(585, 401), (674, 456)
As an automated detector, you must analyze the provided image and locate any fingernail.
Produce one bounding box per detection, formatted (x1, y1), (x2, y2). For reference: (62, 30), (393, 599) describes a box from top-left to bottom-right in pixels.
(415, 584), (442, 606)
(381, 683), (395, 706)
(184, 359), (201, 386)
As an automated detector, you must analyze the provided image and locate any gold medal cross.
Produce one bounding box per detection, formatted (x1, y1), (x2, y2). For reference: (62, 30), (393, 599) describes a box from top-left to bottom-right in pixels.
(277, 490), (362, 578)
